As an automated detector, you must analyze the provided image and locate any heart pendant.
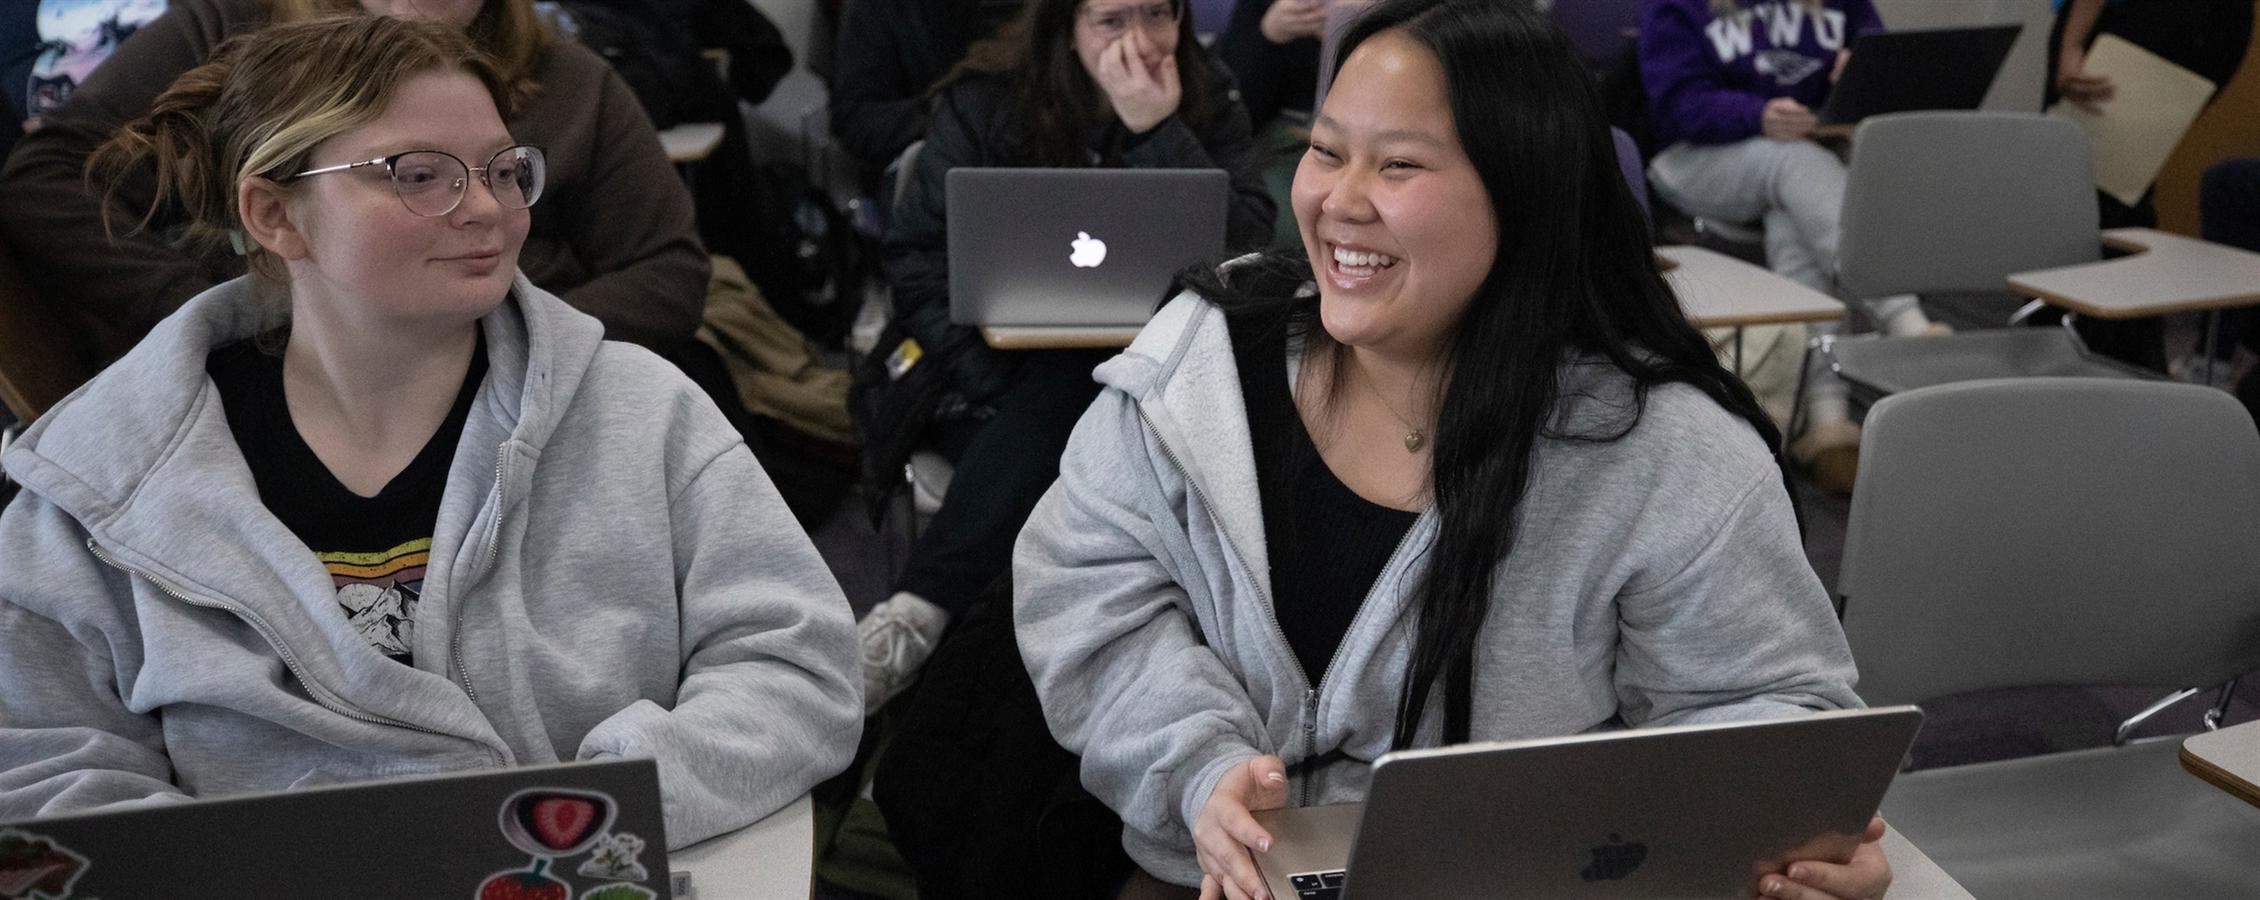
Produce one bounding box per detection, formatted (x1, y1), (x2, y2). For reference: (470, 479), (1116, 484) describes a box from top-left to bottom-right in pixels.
(1404, 432), (1426, 453)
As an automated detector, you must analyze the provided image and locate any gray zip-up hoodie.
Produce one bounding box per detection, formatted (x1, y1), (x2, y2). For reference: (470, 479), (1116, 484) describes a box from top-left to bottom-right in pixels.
(0, 275), (862, 848)
(1015, 293), (1860, 885)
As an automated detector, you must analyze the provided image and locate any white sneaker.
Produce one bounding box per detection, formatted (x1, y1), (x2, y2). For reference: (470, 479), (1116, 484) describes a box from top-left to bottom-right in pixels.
(1883, 305), (1951, 338)
(858, 592), (950, 715)
(2170, 353), (2242, 390)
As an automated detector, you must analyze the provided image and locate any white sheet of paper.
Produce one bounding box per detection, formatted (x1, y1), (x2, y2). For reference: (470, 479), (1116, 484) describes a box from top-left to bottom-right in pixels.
(2046, 34), (2216, 207)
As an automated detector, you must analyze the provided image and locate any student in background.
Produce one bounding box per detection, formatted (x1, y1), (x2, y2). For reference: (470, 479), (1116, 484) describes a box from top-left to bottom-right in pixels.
(2199, 156), (2260, 416)
(2, 0), (171, 161)
(829, 0), (1021, 181)
(1217, 0), (1323, 130)
(0, 0), (707, 383)
(0, 15), (860, 846)
(1017, 1), (1879, 896)
(1218, 0), (1338, 247)
(1640, 0), (1945, 493)
(2044, 0), (2253, 376)
(858, 0), (1274, 712)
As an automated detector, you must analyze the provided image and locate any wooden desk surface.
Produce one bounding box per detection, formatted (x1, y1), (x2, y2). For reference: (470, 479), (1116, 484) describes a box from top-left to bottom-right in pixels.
(671, 794), (813, 900)
(2010, 227), (2260, 320)
(1880, 824), (1977, 900)
(660, 122), (727, 164)
(2180, 721), (2260, 809)
(980, 324), (1143, 350)
(1658, 245), (1849, 329)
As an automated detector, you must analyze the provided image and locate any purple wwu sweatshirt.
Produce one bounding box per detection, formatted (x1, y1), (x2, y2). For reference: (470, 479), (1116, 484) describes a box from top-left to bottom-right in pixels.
(1640, 0), (1884, 146)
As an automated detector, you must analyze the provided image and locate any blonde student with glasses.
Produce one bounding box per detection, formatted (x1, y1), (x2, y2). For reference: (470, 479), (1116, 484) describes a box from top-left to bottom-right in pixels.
(0, 0), (708, 384)
(0, 16), (862, 849)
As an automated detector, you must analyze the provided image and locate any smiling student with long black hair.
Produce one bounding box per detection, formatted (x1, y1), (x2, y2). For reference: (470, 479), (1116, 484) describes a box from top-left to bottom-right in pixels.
(1013, 2), (1884, 898)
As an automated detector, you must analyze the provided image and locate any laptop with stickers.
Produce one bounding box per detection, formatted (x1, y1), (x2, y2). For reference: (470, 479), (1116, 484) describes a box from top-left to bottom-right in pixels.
(0, 759), (675, 900)
(1250, 706), (1924, 900)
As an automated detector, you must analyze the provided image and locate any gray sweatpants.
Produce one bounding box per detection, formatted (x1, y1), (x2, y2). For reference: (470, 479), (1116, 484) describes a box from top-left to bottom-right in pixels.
(1650, 136), (1920, 417)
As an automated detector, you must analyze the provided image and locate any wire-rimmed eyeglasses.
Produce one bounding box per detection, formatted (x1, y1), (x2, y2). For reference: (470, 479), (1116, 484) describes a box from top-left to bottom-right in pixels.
(288, 145), (546, 218)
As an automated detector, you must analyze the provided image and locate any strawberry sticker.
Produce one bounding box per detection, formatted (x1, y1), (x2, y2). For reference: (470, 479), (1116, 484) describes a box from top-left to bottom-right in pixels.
(476, 859), (570, 900)
(497, 788), (615, 860)
(528, 799), (600, 853)
(0, 829), (89, 900)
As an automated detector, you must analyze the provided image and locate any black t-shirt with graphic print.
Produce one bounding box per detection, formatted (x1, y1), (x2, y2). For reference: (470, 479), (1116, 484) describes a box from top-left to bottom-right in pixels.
(207, 334), (487, 666)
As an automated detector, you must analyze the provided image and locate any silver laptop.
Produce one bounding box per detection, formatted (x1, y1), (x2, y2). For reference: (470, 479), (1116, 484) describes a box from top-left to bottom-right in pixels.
(1818, 25), (2021, 125)
(946, 167), (1228, 327)
(1252, 706), (1924, 900)
(0, 760), (677, 899)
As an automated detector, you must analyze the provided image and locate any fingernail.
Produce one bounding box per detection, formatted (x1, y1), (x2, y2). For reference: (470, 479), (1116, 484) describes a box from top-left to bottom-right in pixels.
(1788, 864), (1807, 880)
(1265, 771), (1285, 783)
(1760, 877), (1780, 896)
(1258, 837), (1271, 852)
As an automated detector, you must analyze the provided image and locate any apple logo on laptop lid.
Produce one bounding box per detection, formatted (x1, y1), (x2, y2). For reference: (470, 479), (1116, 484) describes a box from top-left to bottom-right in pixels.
(1580, 833), (1648, 882)
(1070, 231), (1108, 268)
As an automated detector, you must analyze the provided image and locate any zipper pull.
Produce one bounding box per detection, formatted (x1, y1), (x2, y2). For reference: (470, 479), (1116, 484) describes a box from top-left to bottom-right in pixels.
(1300, 688), (1319, 808)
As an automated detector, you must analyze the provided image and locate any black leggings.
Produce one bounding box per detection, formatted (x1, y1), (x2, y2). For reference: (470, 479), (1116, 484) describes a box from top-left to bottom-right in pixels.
(2200, 158), (2260, 360)
(896, 348), (1112, 616)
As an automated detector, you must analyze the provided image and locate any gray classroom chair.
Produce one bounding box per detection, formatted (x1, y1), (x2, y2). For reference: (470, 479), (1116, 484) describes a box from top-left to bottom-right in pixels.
(1826, 112), (2150, 407)
(1840, 377), (2260, 899)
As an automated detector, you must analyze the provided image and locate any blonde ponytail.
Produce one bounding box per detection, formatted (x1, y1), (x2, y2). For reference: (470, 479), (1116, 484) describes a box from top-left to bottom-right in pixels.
(84, 15), (510, 277)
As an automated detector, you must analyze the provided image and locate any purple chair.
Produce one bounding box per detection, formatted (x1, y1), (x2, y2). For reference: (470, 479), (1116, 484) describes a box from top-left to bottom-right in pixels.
(1612, 126), (1650, 223)
(1192, 0), (1235, 39)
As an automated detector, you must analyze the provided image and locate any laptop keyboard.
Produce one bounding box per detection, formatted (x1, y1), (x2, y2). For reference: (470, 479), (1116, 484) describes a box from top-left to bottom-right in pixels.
(1289, 870), (1347, 900)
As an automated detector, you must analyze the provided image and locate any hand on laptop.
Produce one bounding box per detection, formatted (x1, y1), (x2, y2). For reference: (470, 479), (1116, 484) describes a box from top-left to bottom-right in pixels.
(1094, 28), (1183, 134)
(1761, 97), (1817, 142)
(1756, 815), (1892, 900)
(1194, 755), (1289, 900)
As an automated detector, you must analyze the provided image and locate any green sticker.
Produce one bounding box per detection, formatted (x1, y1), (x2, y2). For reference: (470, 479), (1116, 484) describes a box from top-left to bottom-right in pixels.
(582, 885), (655, 900)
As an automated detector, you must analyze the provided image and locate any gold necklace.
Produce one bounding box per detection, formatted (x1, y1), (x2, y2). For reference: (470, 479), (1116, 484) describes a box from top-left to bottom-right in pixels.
(1357, 360), (1429, 453)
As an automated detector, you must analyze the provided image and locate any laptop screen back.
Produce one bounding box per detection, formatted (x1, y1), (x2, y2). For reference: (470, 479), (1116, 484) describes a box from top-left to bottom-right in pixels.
(0, 760), (672, 900)
(1341, 706), (1923, 898)
(947, 167), (1229, 327)
(1819, 25), (2022, 125)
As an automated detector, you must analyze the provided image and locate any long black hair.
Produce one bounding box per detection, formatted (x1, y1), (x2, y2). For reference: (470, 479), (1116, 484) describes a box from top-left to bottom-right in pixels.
(1187, 0), (1785, 748)
(942, 0), (1219, 167)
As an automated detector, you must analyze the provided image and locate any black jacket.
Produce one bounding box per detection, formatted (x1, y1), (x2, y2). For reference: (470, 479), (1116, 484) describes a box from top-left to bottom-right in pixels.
(1217, 0), (1320, 129)
(828, 0), (1019, 173)
(881, 60), (1278, 402)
